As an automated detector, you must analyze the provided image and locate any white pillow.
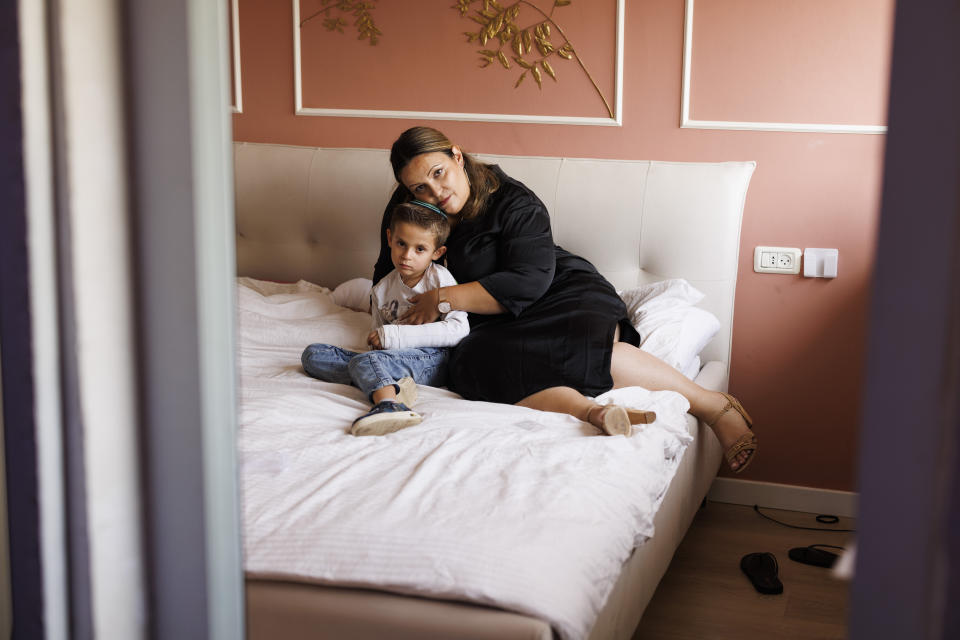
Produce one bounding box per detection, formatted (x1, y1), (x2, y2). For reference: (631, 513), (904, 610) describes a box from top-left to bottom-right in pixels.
(619, 279), (720, 374)
(682, 356), (702, 380)
(331, 277), (372, 312)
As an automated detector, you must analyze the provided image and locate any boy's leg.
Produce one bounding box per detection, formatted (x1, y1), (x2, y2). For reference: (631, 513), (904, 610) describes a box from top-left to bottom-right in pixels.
(347, 348), (450, 437)
(301, 344), (358, 385)
(370, 377), (417, 406)
(347, 347), (450, 399)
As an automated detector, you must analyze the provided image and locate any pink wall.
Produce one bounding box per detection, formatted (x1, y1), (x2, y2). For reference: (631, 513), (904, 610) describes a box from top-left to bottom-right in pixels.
(233, 0), (894, 491)
(691, 0), (891, 125)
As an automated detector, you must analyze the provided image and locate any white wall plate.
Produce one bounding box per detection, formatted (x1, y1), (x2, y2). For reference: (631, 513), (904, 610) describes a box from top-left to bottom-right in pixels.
(754, 246), (802, 274)
(804, 248), (839, 278)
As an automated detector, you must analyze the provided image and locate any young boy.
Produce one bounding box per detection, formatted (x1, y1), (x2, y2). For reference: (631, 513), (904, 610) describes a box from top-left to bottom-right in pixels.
(301, 201), (469, 436)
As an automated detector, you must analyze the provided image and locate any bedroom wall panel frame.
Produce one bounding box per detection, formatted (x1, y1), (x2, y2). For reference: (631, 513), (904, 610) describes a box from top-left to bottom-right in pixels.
(292, 0), (624, 126)
(680, 0), (887, 134)
(231, 0), (243, 113)
(128, 0), (244, 636)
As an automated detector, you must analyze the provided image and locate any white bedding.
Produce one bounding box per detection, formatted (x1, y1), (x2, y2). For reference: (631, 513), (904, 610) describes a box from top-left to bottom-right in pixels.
(238, 278), (696, 640)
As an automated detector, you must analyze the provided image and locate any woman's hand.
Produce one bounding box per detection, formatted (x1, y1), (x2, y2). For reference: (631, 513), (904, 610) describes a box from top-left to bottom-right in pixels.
(400, 289), (441, 325)
(367, 330), (383, 349)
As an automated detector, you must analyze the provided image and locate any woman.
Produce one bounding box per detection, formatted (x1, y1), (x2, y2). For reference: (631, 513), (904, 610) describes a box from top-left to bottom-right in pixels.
(373, 127), (757, 472)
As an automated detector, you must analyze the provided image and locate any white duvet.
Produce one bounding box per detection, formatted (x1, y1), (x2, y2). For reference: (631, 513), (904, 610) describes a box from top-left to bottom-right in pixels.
(238, 278), (694, 640)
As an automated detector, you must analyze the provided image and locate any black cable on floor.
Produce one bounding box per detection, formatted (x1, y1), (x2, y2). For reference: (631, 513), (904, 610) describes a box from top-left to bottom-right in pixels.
(753, 504), (856, 533)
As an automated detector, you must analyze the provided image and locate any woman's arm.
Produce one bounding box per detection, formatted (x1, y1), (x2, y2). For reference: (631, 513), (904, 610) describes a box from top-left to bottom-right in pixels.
(443, 282), (506, 314)
(399, 282), (505, 325)
(472, 196), (555, 317)
(400, 172), (559, 324)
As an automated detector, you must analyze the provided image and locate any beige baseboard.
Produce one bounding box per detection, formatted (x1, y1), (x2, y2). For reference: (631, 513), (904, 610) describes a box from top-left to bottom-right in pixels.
(707, 478), (858, 519)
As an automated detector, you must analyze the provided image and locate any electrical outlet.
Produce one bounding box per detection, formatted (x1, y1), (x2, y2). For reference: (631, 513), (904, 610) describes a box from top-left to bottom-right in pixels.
(754, 246), (802, 274)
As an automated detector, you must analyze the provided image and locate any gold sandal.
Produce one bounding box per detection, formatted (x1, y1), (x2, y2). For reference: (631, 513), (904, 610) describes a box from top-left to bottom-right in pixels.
(707, 392), (757, 474)
(586, 404), (632, 437)
(626, 409), (657, 425)
(586, 405), (657, 436)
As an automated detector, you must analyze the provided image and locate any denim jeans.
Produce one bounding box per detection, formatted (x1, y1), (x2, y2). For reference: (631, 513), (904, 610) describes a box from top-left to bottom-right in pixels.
(301, 343), (451, 400)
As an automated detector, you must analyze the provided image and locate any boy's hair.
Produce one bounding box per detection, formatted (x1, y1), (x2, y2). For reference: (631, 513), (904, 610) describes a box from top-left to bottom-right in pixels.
(389, 202), (451, 248)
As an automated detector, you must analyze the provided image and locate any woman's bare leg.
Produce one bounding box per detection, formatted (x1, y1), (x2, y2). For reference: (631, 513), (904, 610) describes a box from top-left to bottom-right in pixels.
(516, 386), (628, 434)
(516, 386), (595, 423)
(610, 342), (754, 469)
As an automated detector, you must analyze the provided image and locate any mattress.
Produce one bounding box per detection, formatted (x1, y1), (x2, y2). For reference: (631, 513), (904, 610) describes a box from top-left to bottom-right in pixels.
(237, 278), (702, 640)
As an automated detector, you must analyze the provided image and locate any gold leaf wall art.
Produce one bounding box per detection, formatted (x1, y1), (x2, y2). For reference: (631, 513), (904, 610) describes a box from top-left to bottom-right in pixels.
(293, 0), (619, 124)
(453, 0), (614, 118)
(301, 0), (382, 45)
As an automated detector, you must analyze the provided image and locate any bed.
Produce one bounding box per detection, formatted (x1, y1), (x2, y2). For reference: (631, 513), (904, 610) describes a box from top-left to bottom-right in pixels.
(233, 142), (756, 639)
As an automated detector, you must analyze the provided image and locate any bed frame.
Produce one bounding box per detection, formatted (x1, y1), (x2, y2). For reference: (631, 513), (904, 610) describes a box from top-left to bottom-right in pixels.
(233, 141), (755, 639)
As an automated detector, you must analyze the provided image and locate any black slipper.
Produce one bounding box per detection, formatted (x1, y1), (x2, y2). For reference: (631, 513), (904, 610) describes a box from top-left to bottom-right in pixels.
(788, 545), (839, 568)
(740, 552), (784, 594)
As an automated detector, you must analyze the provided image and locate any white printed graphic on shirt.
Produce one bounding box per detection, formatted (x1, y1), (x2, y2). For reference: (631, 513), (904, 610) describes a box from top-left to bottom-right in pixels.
(378, 298), (403, 324)
(370, 262), (469, 350)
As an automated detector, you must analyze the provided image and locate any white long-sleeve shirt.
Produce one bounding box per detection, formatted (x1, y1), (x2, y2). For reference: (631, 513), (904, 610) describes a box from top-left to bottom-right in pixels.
(371, 263), (469, 350)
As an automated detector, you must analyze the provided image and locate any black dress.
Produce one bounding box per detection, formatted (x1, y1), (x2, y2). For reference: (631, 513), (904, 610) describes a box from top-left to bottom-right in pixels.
(372, 166), (640, 404)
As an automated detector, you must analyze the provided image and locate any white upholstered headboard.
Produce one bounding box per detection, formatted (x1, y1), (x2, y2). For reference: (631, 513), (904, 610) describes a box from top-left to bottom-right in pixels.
(233, 142), (755, 367)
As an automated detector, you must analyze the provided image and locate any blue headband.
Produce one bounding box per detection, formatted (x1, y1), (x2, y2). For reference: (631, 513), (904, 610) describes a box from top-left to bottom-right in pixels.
(409, 199), (448, 220)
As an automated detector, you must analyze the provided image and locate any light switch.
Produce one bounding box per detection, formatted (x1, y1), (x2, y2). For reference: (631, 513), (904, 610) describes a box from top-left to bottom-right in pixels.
(803, 248), (839, 278)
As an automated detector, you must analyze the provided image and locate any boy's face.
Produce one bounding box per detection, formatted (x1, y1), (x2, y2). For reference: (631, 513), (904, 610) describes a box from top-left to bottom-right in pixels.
(386, 221), (446, 285)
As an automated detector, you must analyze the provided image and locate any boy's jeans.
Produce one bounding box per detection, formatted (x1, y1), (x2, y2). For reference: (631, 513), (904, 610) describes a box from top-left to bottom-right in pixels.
(301, 343), (451, 400)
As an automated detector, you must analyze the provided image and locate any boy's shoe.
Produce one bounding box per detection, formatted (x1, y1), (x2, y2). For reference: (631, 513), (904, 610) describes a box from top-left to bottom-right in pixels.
(351, 401), (422, 437)
(396, 376), (418, 407)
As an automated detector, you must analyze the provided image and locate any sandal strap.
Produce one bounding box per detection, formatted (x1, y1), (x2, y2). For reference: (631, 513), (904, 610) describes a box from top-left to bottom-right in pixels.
(708, 403), (732, 428)
(708, 392), (753, 428)
(724, 392), (753, 427)
(725, 433), (758, 462)
(585, 404), (603, 426)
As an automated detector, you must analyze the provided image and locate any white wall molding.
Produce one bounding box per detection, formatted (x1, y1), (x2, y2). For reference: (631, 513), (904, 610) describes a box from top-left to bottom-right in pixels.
(681, 0), (886, 135)
(292, 0), (624, 126)
(231, 0), (243, 113)
(708, 477), (858, 518)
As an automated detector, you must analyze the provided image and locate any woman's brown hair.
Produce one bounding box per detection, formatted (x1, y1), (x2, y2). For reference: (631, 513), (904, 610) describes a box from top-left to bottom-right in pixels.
(389, 126), (500, 220)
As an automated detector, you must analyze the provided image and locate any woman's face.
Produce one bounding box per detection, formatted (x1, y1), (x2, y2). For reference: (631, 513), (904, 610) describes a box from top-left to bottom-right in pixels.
(398, 147), (470, 215)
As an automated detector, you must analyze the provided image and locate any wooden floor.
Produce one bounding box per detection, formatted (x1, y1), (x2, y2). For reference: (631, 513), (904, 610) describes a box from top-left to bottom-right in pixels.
(633, 501), (854, 640)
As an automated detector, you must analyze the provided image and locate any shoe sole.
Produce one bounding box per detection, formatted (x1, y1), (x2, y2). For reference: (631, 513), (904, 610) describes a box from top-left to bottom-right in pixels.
(396, 376), (418, 408)
(740, 552), (783, 594)
(601, 405), (632, 437)
(788, 546), (838, 568)
(351, 411), (422, 437)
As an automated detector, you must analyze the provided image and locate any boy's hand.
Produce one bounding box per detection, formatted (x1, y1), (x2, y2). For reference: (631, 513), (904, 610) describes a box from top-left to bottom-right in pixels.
(367, 330), (383, 349)
(400, 289), (441, 325)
